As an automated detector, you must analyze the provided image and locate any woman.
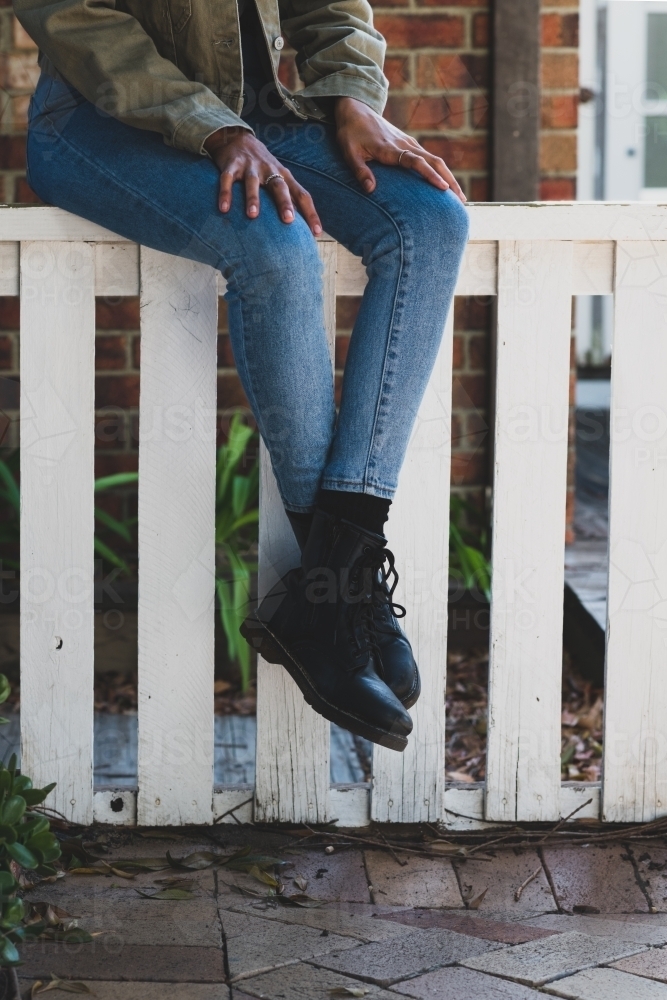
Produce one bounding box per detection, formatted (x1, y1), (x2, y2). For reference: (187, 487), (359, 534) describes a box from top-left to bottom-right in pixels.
(17, 0), (469, 753)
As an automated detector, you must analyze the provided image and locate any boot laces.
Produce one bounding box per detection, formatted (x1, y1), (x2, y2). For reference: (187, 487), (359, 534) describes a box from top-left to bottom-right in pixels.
(344, 547), (386, 671)
(372, 546), (406, 620)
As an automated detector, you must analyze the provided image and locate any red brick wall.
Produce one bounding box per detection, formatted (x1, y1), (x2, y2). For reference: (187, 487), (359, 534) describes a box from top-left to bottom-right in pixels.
(0, 1), (579, 540)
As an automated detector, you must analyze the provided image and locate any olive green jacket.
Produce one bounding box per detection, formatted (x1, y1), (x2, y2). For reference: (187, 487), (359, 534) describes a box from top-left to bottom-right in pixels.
(13, 0), (388, 155)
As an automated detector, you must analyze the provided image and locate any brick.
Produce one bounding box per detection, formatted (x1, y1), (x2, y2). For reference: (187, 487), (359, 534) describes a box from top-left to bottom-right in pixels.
(219, 899), (408, 943)
(19, 987), (231, 1000)
(385, 55), (411, 89)
(463, 931), (645, 988)
(13, 16), (38, 49)
(468, 333), (488, 369)
(284, 849), (371, 904)
(542, 53), (579, 90)
(0, 135), (26, 170)
(472, 12), (488, 47)
(422, 135), (488, 170)
(469, 175), (489, 200)
(312, 927), (500, 986)
(547, 967), (667, 1000)
(451, 449), (487, 485)
(217, 373), (249, 409)
(629, 847), (667, 912)
(471, 92), (489, 128)
(541, 845), (649, 914)
(70, 900), (221, 948)
(217, 334), (235, 368)
(240, 963), (400, 1000)
(10, 93), (31, 128)
(131, 335), (140, 369)
(542, 12), (579, 48)
(386, 94), (465, 131)
(95, 335), (128, 371)
(96, 375), (140, 408)
(526, 915), (667, 949)
(96, 298), (140, 330)
(541, 94), (578, 129)
(453, 334), (464, 369)
(416, 53), (489, 90)
(0, 297), (19, 329)
(220, 910), (358, 980)
(612, 948), (667, 984)
(0, 50), (39, 90)
(455, 850), (556, 918)
(19, 943), (226, 983)
(335, 334), (350, 368)
(391, 966), (545, 999)
(14, 176), (42, 205)
(364, 850), (462, 908)
(539, 134), (577, 173)
(218, 297), (229, 331)
(336, 297), (361, 329)
(417, 0), (486, 5)
(540, 178), (576, 200)
(95, 454), (138, 479)
(375, 911), (556, 945)
(374, 15), (465, 49)
(452, 373), (486, 407)
(0, 336), (12, 369)
(95, 411), (127, 449)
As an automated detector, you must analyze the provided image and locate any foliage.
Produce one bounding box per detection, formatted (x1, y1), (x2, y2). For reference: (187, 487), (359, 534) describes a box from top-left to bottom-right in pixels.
(215, 414), (259, 693)
(0, 675), (61, 967)
(0, 451), (138, 574)
(449, 495), (491, 600)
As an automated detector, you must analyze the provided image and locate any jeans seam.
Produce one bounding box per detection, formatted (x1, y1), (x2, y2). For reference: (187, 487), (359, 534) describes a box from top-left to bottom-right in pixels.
(277, 154), (406, 493)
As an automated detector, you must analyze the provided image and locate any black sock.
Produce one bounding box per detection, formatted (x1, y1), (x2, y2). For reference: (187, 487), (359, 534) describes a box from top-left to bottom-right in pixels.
(317, 489), (391, 536)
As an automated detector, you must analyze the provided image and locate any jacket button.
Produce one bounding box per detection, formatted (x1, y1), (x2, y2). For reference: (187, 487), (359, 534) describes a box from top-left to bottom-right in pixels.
(273, 35), (284, 50)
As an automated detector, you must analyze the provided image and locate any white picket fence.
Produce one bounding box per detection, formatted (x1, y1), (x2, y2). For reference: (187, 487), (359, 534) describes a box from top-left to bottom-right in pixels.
(7, 202), (667, 829)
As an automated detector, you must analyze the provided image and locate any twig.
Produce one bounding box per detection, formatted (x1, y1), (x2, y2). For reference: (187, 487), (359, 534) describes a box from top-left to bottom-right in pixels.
(537, 798), (593, 843)
(213, 796), (253, 826)
(377, 831), (407, 867)
(9, 967), (19, 1000)
(514, 866), (542, 902)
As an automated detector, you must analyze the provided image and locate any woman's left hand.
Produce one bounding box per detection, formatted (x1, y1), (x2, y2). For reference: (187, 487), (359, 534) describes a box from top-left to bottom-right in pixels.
(334, 96), (466, 203)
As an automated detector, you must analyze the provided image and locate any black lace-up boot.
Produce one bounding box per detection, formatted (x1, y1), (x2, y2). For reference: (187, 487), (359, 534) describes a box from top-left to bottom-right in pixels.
(285, 511), (420, 709)
(240, 512), (413, 751)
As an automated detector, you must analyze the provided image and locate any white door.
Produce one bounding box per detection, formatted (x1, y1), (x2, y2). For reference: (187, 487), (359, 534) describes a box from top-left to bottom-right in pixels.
(605, 0), (667, 202)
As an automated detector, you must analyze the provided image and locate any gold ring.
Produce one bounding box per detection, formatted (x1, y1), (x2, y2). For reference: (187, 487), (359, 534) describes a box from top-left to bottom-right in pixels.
(265, 172), (282, 185)
(397, 149), (409, 167)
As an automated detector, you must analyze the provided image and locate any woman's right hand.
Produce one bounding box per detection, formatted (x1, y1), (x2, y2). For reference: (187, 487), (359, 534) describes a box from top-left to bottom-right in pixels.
(204, 127), (322, 235)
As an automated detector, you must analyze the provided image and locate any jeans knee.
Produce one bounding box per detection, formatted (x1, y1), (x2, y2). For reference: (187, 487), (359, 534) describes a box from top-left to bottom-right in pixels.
(410, 188), (469, 257)
(235, 217), (321, 292)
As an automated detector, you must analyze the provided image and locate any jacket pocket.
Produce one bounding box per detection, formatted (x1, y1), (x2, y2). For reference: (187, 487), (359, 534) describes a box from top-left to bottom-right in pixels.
(167, 0), (191, 33)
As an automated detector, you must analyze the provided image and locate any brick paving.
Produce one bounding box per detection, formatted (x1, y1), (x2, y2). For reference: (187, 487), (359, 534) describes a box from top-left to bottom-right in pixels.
(16, 827), (667, 997)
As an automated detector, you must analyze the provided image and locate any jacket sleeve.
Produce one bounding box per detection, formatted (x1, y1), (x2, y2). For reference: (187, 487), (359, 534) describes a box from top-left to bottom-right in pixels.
(279, 0), (388, 115)
(13, 0), (251, 155)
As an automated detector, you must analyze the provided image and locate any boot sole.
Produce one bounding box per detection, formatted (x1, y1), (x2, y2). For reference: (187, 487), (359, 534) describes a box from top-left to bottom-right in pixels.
(240, 617), (409, 753)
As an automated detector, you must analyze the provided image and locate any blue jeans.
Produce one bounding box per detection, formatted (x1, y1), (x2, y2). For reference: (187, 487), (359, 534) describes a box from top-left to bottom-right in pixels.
(27, 73), (469, 512)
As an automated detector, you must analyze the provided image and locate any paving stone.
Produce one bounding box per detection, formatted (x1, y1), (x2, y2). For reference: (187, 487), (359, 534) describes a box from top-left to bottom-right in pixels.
(363, 851), (462, 908)
(73, 899), (221, 947)
(528, 913), (667, 946)
(19, 943), (226, 982)
(280, 849), (371, 903)
(376, 909), (557, 944)
(630, 847), (667, 912)
(612, 946), (667, 982)
(239, 961), (409, 999)
(221, 909), (359, 981)
(309, 926), (501, 987)
(454, 850), (556, 916)
(390, 965), (546, 998)
(19, 983), (230, 999)
(462, 930), (645, 986)
(541, 845), (649, 913)
(543, 966), (667, 999)
(220, 899), (408, 941)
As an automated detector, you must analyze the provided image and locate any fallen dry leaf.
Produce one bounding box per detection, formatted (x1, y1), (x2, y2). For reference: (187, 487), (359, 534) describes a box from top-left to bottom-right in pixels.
(32, 977), (95, 996)
(467, 888), (488, 910)
(294, 876), (308, 891)
(329, 989), (371, 997)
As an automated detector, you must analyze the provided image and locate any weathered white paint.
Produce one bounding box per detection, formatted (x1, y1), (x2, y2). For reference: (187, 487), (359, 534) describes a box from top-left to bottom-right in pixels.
(603, 241), (667, 823)
(371, 309), (455, 823)
(136, 248), (218, 826)
(485, 241), (573, 823)
(254, 240), (337, 823)
(93, 788), (138, 825)
(20, 241), (96, 825)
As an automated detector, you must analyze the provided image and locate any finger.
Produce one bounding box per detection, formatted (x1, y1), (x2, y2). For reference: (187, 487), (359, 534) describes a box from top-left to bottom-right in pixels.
(343, 146), (376, 193)
(218, 169), (236, 213)
(266, 175), (295, 223)
(397, 149), (449, 190)
(287, 180), (322, 235)
(421, 152), (467, 201)
(245, 171), (261, 218)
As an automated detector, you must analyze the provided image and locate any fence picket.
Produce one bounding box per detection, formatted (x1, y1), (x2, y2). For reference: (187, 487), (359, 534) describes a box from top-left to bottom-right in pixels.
(603, 241), (667, 823)
(485, 240), (573, 823)
(20, 241), (95, 825)
(254, 240), (336, 823)
(371, 309), (454, 823)
(137, 249), (218, 826)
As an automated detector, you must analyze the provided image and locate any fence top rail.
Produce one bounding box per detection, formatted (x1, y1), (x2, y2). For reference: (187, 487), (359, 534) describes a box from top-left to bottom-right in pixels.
(1, 202), (667, 244)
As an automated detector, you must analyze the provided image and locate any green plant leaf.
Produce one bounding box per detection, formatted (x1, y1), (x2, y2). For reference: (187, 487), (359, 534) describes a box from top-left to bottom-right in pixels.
(0, 934), (19, 964)
(0, 675), (10, 707)
(93, 537), (130, 574)
(0, 825), (16, 845)
(2, 795), (25, 825)
(94, 472), (139, 492)
(22, 783), (56, 806)
(0, 871), (16, 893)
(94, 507), (132, 542)
(7, 842), (38, 869)
(0, 459), (19, 513)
